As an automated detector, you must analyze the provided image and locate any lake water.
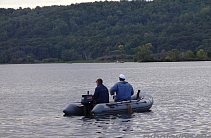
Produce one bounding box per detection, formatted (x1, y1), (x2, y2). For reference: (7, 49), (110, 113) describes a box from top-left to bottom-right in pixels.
(0, 62), (211, 138)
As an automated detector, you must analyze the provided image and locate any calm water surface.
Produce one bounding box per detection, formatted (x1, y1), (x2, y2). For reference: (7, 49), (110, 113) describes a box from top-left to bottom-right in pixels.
(0, 62), (211, 137)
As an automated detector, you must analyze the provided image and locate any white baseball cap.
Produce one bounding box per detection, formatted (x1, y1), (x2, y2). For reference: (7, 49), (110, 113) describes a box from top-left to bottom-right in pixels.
(119, 74), (125, 79)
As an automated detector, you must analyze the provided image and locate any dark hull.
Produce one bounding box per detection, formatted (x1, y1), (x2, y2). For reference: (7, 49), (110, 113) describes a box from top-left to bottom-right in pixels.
(63, 103), (84, 116)
(63, 93), (153, 116)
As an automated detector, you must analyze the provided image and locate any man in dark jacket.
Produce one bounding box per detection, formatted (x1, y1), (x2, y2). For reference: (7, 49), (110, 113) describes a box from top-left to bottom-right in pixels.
(93, 78), (109, 104)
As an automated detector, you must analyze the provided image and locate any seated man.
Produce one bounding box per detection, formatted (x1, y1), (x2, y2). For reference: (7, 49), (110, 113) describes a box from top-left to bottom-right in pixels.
(93, 78), (109, 104)
(110, 74), (134, 102)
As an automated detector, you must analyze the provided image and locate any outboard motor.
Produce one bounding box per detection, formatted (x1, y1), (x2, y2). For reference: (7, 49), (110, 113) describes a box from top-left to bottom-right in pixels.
(81, 91), (93, 116)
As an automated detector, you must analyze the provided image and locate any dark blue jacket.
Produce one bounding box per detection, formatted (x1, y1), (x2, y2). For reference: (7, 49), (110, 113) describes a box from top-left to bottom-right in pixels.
(93, 84), (109, 104)
(110, 81), (134, 102)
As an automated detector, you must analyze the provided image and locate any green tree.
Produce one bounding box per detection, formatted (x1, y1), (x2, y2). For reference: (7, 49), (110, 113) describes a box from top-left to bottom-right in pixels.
(207, 51), (211, 59)
(159, 49), (168, 61)
(134, 43), (153, 62)
(2, 50), (11, 63)
(196, 49), (206, 59)
(168, 49), (180, 61)
(26, 53), (35, 63)
(61, 49), (80, 61)
(186, 50), (195, 59)
(13, 50), (26, 59)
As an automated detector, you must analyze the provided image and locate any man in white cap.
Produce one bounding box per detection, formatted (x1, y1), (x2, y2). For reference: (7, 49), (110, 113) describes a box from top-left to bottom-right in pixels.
(110, 74), (134, 102)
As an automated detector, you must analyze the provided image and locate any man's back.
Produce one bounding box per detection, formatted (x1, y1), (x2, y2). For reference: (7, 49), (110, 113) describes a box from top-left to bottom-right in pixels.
(110, 81), (134, 102)
(93, 84), (109, 104)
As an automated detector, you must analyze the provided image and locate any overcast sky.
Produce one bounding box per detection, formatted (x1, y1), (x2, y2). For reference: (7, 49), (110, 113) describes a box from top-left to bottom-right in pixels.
(0, 0), (116, 9)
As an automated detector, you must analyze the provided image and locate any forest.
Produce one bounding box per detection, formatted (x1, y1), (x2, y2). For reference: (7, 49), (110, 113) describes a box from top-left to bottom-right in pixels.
(1, 0), (211, 63)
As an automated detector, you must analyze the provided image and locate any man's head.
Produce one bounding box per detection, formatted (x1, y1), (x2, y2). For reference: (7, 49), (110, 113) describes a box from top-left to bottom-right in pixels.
(119, 74), (125, 81)
(96, 78), (103, 86)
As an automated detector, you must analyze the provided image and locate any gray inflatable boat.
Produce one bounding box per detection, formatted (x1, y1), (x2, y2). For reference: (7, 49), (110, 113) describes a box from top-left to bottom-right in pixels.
(63, 90), (153, 116)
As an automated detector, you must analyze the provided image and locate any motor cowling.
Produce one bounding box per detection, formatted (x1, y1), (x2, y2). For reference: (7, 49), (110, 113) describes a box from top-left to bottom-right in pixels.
(81, 94), (93, 105)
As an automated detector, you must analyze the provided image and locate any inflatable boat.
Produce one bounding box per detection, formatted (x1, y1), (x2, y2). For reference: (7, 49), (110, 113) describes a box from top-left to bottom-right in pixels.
(63, 90), (153, 116)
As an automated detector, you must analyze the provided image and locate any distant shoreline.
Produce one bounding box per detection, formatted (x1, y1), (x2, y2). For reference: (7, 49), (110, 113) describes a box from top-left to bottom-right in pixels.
(1, 59), (211, 65)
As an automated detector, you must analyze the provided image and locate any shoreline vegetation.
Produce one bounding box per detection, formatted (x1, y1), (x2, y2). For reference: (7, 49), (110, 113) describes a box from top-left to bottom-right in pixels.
(1, 0), (211, 64)
(1, 46), (211, 64)
(1, 49), (211, 64)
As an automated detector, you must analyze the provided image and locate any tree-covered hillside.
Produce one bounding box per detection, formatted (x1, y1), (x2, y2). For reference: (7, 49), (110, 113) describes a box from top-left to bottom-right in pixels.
(1, 0), (211, 63)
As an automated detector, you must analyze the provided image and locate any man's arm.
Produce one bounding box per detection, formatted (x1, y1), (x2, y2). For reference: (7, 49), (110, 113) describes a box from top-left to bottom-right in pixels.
(110, 83), (118, 95)
(93, 87), (99, 100)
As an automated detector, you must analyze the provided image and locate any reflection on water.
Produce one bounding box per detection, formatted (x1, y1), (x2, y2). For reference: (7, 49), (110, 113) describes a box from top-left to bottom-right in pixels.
(0, 62), (211, 137)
